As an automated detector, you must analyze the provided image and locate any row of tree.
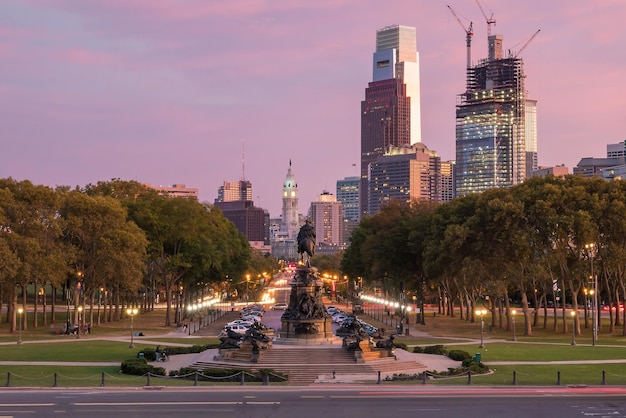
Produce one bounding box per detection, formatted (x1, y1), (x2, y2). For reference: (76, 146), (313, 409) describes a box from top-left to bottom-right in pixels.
(341, 175), (626, 337)
(0, 178), (276, 332)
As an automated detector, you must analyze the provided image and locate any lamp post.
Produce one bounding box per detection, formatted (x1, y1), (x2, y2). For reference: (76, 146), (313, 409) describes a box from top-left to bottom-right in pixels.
(511, 309), (517, 341)
(246, 274), (250, 305)
(585, 243), (597, 346)
(476, 309), (487, 348)
(570, 310), (577, 346)
(66, 288), (71, 335)
(405, 306), (412, 336)
(127, 307), (138, 348)
(17, 307), (23, 344)
(76, 306), (83, 339)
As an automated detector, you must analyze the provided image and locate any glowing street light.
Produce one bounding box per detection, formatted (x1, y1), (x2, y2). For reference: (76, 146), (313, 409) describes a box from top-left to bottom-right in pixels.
(127, 307), (139, 348)
(570, 310), (577, 346)
(76, 306), (83, 339)
(246, 274), (251, 305)
(511, 309), (517, 341)
(17, 307), (23, 344)
(476, 309), (487, 348)
(585, 242), (598, 346)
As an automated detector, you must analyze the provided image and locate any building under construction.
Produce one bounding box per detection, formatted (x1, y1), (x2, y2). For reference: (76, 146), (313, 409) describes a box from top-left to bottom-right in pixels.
(455, 32), (538, 196)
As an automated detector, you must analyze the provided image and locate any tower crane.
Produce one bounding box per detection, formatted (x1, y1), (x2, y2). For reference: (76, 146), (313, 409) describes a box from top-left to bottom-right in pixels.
(475, 0), (496, 37)
(514, 29), (541, 58)
(447, 5), (473, 68)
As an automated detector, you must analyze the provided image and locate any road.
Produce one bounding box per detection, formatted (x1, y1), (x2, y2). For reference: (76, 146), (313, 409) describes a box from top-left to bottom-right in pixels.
(1, 387), (626, 417)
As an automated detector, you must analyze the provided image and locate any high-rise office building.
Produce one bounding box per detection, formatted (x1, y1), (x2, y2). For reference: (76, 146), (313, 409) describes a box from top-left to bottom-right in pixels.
(308, 191), (343, 249)
(143, 183), (198, 200)
(607, 141), (626, 158)
(455, 33), (536, 196)
(525, 99), (538, 178)
(214, 200), (270, 248)
(336, 176), (360, 245)
(361, 25), (422, 218)
(368, 143), (444, 215)
(336, 176), (360, 222)
(215, 180), (252, 203)
(439, 161), (455, 203)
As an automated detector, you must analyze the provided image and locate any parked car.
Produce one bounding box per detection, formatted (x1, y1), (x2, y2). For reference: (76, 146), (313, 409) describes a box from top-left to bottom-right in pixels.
(332, 314), (348, 324)
(327, 305), (338, 314)
(223, 324), (249, 335)
(226, 319), (253, 328)
(241, 314), (262, 323)
(272, 303), (288, 310)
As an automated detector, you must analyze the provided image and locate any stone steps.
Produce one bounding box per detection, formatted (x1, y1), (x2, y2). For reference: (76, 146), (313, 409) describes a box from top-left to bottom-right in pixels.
(190, 347), (426, 385)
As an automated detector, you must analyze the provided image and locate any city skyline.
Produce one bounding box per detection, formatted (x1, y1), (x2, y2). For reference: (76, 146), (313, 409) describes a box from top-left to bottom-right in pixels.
(1, 1), (624, 217)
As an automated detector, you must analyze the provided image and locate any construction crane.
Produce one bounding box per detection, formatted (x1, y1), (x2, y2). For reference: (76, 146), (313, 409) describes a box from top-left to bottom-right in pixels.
(447, 5), (473, 68)
(514, 29), (541, 58)
(475, 0), (496, 37)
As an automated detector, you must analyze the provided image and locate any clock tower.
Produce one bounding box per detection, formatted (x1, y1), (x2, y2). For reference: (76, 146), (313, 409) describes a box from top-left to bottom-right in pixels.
(281, 160), (299, 239)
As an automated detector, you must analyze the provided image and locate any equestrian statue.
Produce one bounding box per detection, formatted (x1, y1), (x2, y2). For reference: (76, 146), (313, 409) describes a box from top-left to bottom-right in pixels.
(297, 219), (316, 267)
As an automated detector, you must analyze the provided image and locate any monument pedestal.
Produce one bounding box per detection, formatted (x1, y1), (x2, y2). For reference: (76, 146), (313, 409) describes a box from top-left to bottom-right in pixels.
(278, 265), (334, 345)
(280, 317), (334, 340)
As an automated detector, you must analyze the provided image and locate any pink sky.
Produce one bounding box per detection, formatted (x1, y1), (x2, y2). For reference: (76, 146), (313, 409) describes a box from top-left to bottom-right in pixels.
(1, 0), (624, 217)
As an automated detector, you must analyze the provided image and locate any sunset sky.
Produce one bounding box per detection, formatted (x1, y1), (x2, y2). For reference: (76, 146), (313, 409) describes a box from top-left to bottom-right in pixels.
(1, 0), (624, 217)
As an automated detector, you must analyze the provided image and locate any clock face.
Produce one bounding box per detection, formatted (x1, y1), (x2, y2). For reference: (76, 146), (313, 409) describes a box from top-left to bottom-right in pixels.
(283, 191), (287, 197)
(291, 191), (296, 197)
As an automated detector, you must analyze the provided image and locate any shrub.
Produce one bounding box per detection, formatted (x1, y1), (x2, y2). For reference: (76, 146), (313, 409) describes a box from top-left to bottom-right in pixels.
(142, 348), (157, 361)
(412, 346), (424, 353)
(120, 358), (165, 376)
(393, 341), (407, 350)
(448, 349), (472, 361)
(423, 345), (447, 355)
(136, 343), (220, 361)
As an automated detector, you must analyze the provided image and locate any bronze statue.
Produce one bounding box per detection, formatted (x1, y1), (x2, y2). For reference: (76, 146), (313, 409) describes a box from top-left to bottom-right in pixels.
(297, 219), (316, 266)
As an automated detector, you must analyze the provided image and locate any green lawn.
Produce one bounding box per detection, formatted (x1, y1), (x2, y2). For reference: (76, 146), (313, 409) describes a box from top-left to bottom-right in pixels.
(443, 342), (626, 362)
(429, 364), (626, 386)
(0, 366), (266, 388)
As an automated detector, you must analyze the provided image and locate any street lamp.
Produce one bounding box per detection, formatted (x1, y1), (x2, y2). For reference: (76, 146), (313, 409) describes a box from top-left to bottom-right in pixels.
(127, 307), (138, 348)
(570, 310), (577, 346)
(404, 305), (412, 336)
(511, 309), (517, 341)
(76, 306), (83, 339)
(17, 307), (23, 344)
(585, 242), (598, 346)
(246, 274), (251, 305)
(476, 309), (487, 348)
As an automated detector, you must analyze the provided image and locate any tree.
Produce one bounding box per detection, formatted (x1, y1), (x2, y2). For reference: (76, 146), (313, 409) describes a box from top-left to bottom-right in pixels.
(59, 190), (147, 327)
(0, 179), (67, 331)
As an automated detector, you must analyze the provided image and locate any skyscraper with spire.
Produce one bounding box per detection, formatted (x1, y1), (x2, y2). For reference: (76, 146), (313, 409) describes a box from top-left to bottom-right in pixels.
(360, 25), (422, 218)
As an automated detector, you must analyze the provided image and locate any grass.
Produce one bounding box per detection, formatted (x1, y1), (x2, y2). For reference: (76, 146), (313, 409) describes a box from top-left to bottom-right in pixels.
(0, 366), (268, 387)
(429, 364), (626, 386)
(444, 342), (626, 362)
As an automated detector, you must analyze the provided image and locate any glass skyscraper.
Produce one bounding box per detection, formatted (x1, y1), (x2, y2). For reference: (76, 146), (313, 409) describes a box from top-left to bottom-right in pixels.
(455, 34), (534, 196)
(360, 25), (422, 218)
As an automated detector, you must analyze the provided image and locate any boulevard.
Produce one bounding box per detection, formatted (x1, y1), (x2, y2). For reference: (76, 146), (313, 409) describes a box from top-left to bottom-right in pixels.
(1, 387), (626, 417)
